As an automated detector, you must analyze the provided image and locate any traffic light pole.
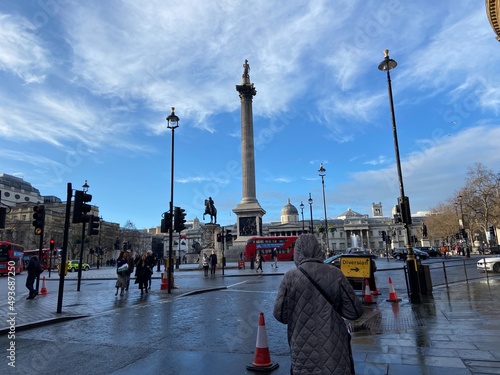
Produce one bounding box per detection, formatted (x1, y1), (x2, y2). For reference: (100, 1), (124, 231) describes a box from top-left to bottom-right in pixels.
(35, 227), (44, 292)
(77, 221), (86, 292)
(57, 183), (72, 313)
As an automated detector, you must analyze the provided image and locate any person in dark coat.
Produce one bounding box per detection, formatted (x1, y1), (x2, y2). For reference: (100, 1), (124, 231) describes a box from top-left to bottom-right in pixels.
(25, 254), (41, 299)
(134, 254), (150, 295)
(115, 251), (128, 296)
(145, 250), (155, 291)
(273, 234), (364, 374)
(209, 250), (217, 277)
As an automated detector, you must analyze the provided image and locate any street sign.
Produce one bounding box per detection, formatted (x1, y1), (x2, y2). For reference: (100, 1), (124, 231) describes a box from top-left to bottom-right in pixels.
(340, 256), (371, 278)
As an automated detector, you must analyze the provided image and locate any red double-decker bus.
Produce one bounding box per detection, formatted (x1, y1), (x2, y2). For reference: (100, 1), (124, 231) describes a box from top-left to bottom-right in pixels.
(244, 236), (298, 262)
(0, 241), (24, 275)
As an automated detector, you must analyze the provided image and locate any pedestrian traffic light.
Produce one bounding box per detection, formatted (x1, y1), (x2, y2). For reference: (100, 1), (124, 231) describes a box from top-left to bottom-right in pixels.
(49, 238), (55, 251)
(32, 205), (45, 235)
(217, 233), (222, 242)
(161, 211), (171, 233)
(381, 231), (386, 242)
(88, 215), (100, 236)
(0, 207), (6, 229)
(173, 206), (186, 232)
(73, 190), (92, 223)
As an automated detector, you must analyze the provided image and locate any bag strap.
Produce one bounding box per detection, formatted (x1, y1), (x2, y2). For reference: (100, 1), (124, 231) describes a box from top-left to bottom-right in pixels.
(298, 266), (335, 306)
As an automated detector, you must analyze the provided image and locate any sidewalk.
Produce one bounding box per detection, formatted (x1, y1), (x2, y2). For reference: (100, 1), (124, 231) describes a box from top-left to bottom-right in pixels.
(2, 262), (500, 374)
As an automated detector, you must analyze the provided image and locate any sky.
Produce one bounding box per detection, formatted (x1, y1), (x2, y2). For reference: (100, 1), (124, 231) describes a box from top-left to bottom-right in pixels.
(1, 1), (500, 230)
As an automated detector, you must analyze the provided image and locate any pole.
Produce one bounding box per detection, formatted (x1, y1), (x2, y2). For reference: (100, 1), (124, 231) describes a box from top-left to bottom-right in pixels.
(308, 193), (313, 233)
(35, 227), (44, 292)
(381, 50), (421, 304)
(57, 183), (72, 313)
(168, 127), (176, 293)
(222, 229), (225, 275)
(77, 221), (85, 291)
(320, 174), (329, 255)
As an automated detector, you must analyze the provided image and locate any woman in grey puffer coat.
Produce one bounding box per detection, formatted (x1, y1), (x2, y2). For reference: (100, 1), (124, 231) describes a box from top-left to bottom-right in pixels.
(273, 234), (364, 374)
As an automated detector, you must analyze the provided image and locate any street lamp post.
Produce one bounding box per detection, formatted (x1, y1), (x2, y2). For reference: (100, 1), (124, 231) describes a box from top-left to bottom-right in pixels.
(318, 163), (329, 256)
(308, 193), (313, 233)
(166, 107), (179, 294)
(378, 50), (421, 304)
(458, 195), (469, 258)
(299, 201), (305, 231)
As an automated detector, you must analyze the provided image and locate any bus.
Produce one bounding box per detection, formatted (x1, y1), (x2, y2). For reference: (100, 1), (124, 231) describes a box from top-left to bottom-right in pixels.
(0, 241), (24, 275)
(23, 248), (60, 270)
(244, 236), (298, 262)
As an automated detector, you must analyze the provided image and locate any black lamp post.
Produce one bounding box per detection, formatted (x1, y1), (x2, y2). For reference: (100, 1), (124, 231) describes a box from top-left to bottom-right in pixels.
(300, 201), (305, 231)
(166, 107), (179, 294)
(378, 50), (421, 304)
(77, 180), (89, 292)
(308, 193), (313, 233)
(318, 163), (329, 255)
(458, 195), (469, 257)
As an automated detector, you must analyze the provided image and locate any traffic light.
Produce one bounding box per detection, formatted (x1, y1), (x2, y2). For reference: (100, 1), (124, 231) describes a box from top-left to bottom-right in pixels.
(173, 206), (186, 232)
(161, 211), (171, 233)
(73, 190), (92, 223)
(225, 229), (232, 242)
(489, 226), (495, 238)
(422, 223), (428, 238)
(0, 207), (6, 229)
(455, 233), (459, 240)
(397, 196), (412, 225)
(88, 215), (100, 236)
(460, 228), (467, 239)
(49, 238), (55, 251)
(32, 205), (45, 235)
(381, 231), (386, 242)
(217, 233), (222, 242)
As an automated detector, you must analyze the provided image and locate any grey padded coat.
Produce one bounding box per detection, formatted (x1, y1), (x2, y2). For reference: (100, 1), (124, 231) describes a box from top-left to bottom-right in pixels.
(273, 234), (364, 374)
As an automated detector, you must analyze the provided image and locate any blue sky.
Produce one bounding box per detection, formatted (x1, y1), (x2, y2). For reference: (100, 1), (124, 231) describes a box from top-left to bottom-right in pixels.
(1, 1), (500, 230)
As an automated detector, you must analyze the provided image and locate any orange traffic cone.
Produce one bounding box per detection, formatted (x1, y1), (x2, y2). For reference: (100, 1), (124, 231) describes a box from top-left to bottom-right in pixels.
(386, 277), (402, 302)
(362, 279), (376, 304)
(160, 271), (168, 290)
(40, 276), (48, 295)
(246, 312), (279, 372)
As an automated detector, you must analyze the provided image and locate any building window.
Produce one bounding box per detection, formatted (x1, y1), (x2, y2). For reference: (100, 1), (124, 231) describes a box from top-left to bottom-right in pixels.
(24, 197), (30, 201)
(15, 194), (20, 199)
(4, 192), (10, 197)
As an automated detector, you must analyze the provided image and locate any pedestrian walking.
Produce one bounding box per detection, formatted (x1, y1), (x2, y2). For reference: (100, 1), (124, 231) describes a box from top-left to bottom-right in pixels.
(125, 251), (135, 291)
(273, 234), (363, 374)
(115, 251), (128, 297)
(25, 253), (42, 299)
(271, 248), (278, 268)
(202, 254), (209, 277)
(146, 250), (155, 290)
(255, 251), (264, 273)
(209, 250), (217, 277)
(135, 254), (150, 295)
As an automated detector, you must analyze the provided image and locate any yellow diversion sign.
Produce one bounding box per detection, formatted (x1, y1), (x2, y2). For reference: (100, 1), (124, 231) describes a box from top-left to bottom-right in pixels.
(340, 257), (371, 278)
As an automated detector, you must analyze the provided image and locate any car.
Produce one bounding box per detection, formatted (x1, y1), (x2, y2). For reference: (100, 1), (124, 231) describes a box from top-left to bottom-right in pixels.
(415, 246), (442, 257)
(477, 256), (500, 273)
(324, 253), (377, 272)
(392, 247), (429, 260)
(67, 260), (90, 272)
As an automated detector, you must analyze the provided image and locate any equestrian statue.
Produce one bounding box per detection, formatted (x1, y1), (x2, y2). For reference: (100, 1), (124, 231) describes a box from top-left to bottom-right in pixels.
(203, 197), (217, 224)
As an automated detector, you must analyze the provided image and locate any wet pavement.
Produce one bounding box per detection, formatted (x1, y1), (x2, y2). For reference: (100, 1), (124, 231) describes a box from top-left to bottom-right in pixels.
(1, 262), (500, 374)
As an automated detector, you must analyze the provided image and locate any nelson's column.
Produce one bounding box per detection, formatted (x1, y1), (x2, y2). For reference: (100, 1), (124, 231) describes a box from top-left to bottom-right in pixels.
(232, 60), (266, 249)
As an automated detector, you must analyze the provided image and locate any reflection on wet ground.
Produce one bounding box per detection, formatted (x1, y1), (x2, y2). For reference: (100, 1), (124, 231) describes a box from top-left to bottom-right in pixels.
(351, 279), (500, 374)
